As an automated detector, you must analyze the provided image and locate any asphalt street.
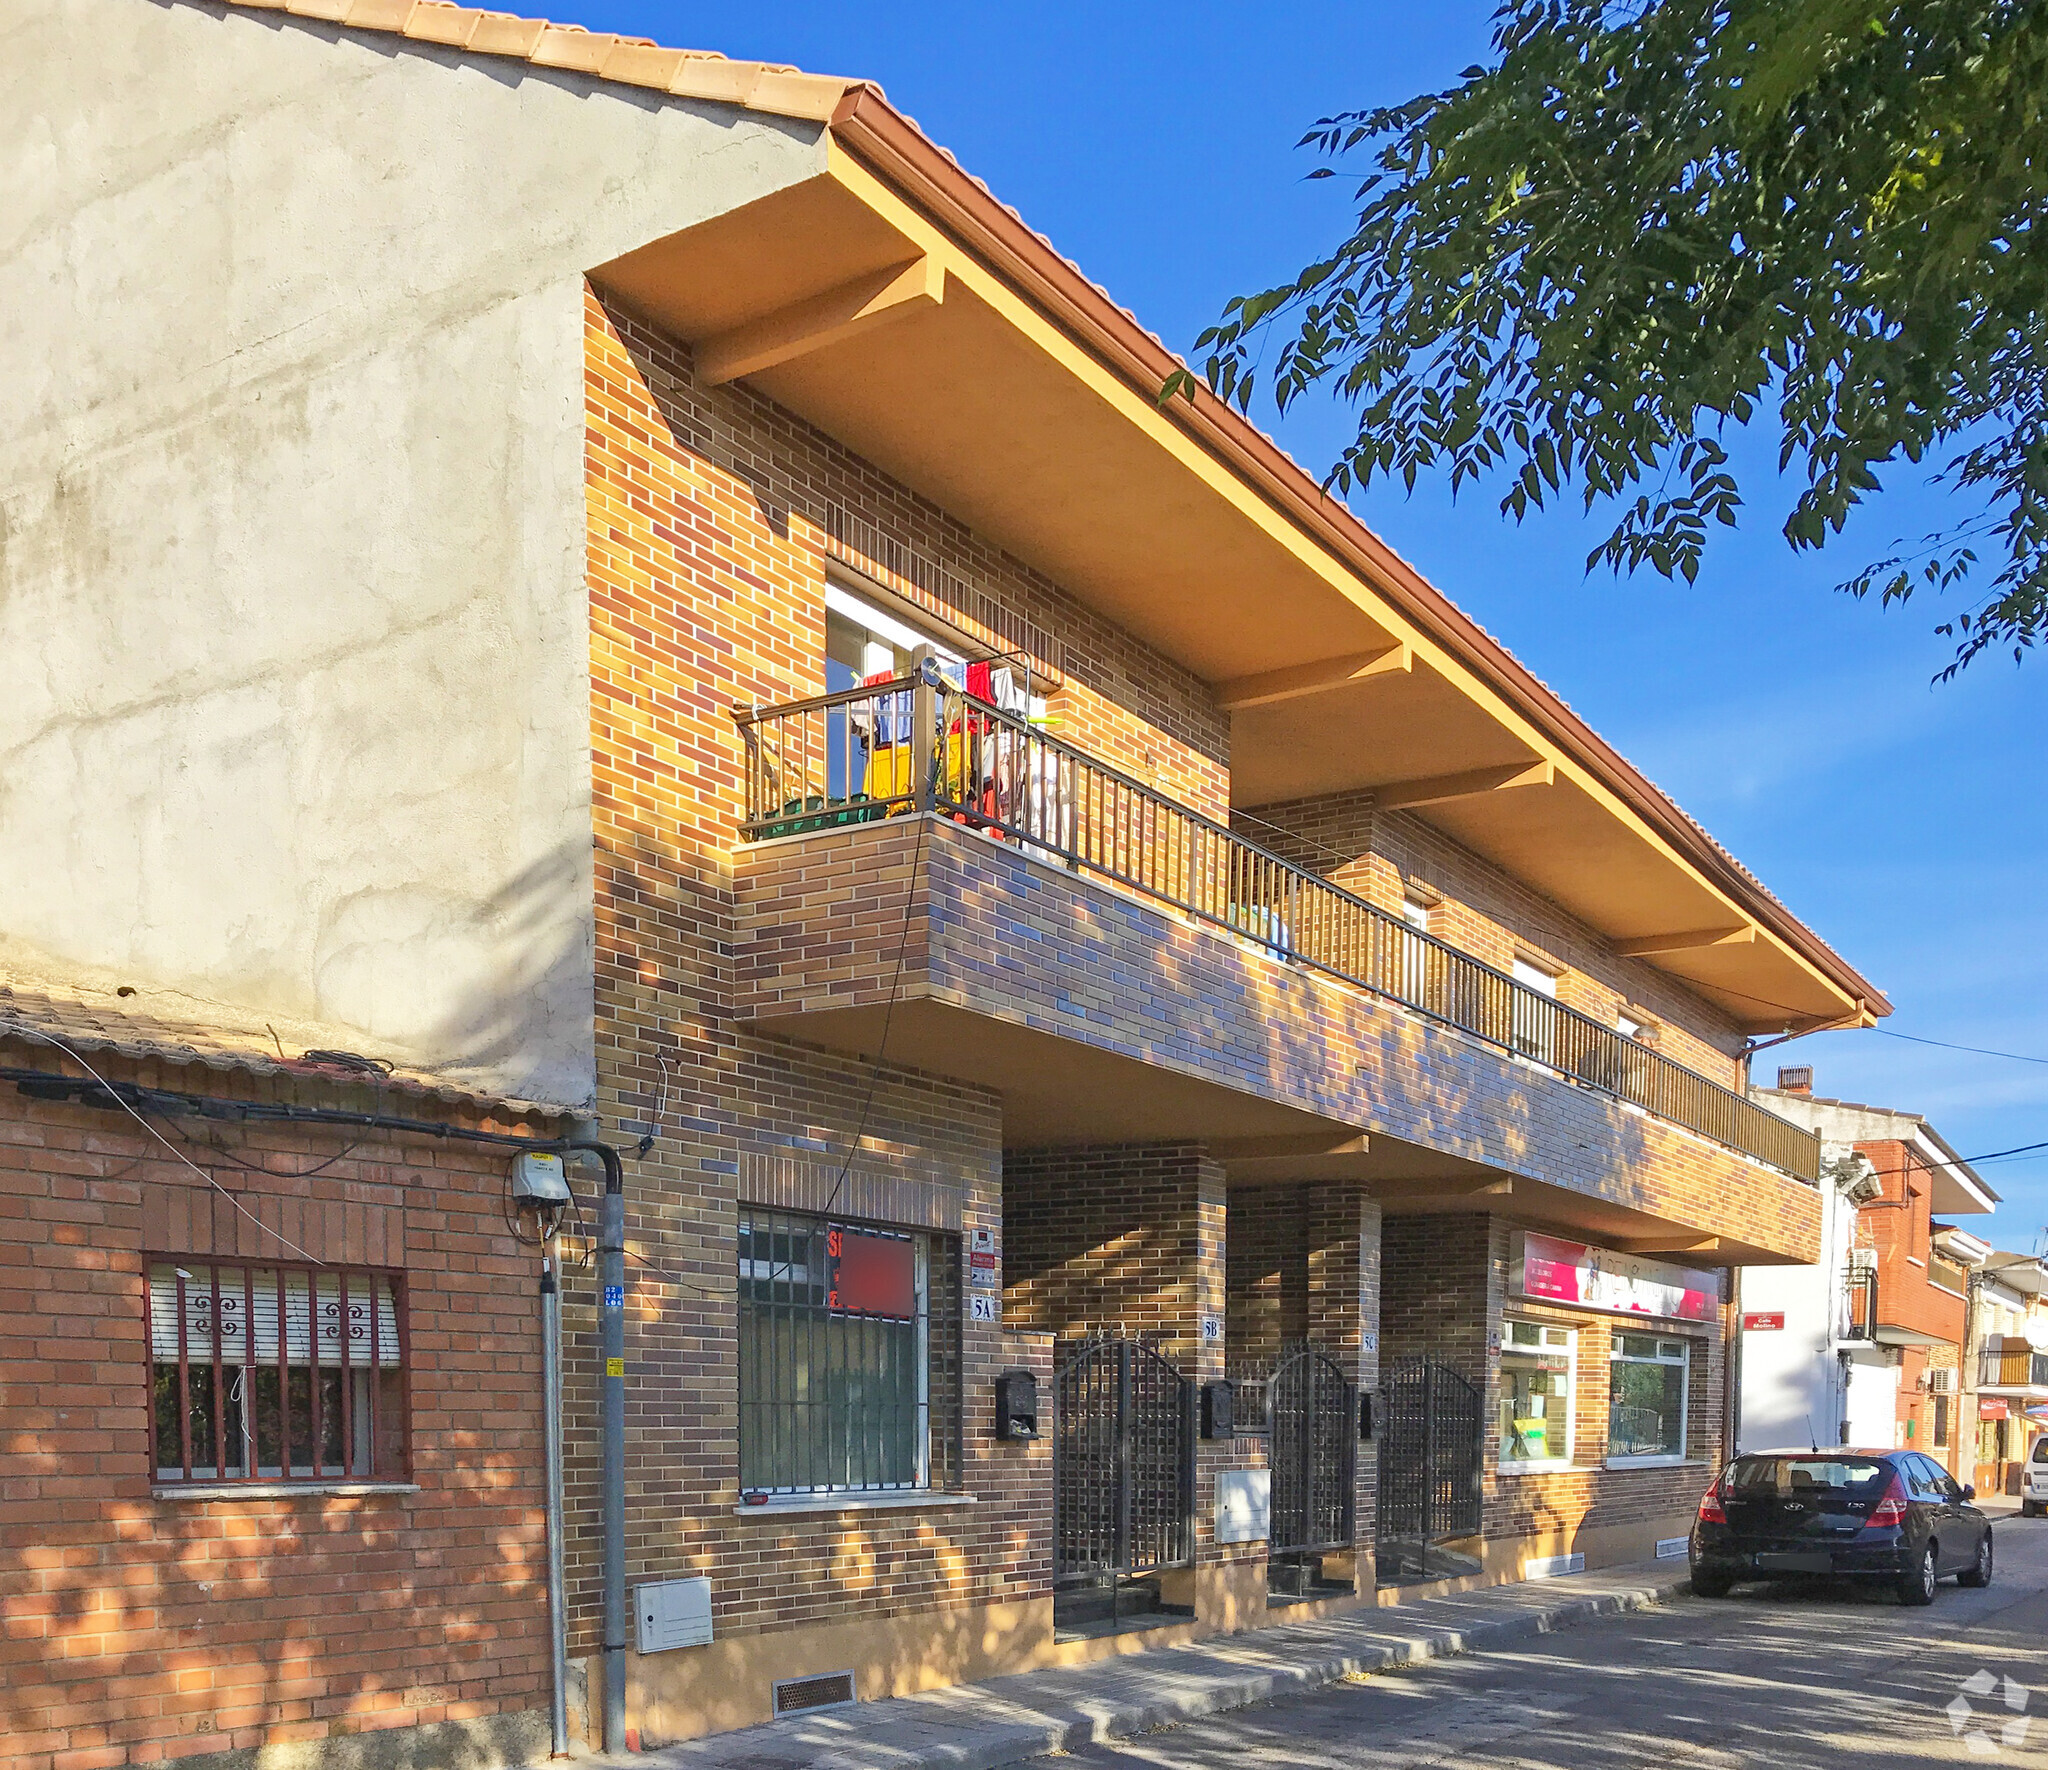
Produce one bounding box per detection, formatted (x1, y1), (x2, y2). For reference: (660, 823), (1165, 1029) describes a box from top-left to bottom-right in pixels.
(1040, 1516), (2048, 1770)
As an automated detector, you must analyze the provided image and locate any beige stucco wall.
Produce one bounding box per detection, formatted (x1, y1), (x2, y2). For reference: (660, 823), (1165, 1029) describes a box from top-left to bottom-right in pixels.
(0, 0), (825, 1105)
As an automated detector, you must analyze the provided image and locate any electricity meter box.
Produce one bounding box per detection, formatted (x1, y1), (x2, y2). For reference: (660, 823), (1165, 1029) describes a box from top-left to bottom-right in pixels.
(511, 1150), (571, 1205)
(636, 1577), (713, 1653)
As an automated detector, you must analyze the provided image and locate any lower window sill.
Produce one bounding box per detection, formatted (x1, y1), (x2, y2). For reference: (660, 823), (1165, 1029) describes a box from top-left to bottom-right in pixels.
(1498, 1462), (1578, 1477)
(733, 1491), (977, 1518)
(1602, 1457), (1702, 1471)
(153, 1481), (420, 1501)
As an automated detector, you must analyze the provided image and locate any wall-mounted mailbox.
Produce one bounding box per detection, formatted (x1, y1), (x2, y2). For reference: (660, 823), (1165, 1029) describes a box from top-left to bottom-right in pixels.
(1201, 1378), (1236, 1440)
(995, 1368), (1038, 1441)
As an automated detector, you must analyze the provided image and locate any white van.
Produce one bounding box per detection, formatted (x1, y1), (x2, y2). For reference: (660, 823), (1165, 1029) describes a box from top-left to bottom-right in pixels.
(2024, 1436), (2048, 1517)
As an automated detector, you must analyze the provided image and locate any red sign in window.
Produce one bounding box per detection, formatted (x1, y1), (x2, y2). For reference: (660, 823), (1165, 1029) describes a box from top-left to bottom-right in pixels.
(827, 1227), (916, 1320)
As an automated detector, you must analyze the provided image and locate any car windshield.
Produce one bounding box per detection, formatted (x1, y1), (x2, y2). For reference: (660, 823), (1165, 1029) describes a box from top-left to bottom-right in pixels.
(2034, 1440), (2048, 1465)
(1727, 1456), (1889, 1495)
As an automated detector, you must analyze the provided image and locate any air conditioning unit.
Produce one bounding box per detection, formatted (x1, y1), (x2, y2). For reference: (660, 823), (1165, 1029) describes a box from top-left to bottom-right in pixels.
(1924, 1368), (1956, 1393)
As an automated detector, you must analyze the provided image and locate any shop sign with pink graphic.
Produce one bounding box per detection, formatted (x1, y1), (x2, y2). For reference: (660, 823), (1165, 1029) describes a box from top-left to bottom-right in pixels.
(1510, 1231), (1719, 1323)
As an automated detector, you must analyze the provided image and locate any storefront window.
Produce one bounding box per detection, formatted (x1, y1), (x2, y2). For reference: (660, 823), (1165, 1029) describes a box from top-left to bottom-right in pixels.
(1608, 1332), (1690, 1463)
(1499, 1320), (1575, 1471)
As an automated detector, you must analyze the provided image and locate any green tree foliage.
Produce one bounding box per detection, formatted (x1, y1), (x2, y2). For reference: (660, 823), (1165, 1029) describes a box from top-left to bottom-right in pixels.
(1170, 0), (2048, 672)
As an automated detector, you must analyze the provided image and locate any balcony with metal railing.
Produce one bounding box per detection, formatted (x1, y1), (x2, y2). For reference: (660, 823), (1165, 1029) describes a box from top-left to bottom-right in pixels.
(733, 668), (1820, 1186)
(1979, 1347), (2048, 1391)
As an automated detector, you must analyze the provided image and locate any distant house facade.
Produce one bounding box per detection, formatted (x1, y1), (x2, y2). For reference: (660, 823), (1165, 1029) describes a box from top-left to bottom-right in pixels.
(1971, 1252), (2048, 1498)
(3, 4), (1890, 1768)
(1739, 1070), (1996, 1473)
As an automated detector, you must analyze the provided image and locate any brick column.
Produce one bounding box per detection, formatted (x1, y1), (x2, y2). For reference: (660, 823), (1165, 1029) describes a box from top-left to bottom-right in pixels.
(1225, 1184), (1306, 1363)
(1304, 1183), (1379, 1591)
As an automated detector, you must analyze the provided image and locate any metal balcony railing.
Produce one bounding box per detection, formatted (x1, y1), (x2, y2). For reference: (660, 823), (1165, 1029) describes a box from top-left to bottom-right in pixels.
(1979, 1348), (2048, 1389)
(735, 670), (1822, 1182)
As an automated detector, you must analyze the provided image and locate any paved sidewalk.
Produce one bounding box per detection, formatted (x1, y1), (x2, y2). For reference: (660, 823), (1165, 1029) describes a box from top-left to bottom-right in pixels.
(631, 1558), (1692, 1770)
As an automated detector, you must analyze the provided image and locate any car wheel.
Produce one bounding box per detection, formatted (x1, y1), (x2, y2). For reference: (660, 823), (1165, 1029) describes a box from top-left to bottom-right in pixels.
(1958, 1531), (1994, 1589)
(2023, 1500), (2041, 1519)
(1691, 1568), (1735, 1598)
(1898, 1543), (1938, 1606)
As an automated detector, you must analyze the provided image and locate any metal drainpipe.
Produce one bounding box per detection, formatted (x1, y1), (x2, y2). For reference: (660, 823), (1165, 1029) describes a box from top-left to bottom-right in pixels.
(556, 1142), (628, 1755)
(1726, 1265), (1743, 1456)
(541, 1233), (569, 1757)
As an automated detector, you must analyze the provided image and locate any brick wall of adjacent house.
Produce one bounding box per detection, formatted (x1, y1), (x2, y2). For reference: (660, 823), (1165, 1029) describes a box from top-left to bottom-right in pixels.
(1235, 792), (1746, 1087)
(1378, 1213), (1728, 1549)
(738, 814), (1822, 1264)
(0, 1044), (561, 1770)
(1849, 1140), (1967, 1348)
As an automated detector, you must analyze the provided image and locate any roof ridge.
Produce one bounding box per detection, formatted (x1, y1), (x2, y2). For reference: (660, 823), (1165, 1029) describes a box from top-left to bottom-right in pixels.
(197, 0), (862, 121)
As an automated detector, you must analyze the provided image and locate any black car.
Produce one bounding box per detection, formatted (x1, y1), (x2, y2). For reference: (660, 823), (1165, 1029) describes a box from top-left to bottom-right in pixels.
(1690, 1449), (1993, 1605)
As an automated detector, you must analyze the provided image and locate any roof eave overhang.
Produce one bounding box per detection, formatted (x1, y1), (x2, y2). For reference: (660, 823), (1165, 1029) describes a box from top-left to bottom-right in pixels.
(589, 84), (1885, 1033)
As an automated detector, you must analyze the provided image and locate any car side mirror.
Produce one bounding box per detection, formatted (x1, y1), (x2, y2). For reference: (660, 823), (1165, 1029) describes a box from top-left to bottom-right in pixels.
(1963, 1484), (1976, 1501)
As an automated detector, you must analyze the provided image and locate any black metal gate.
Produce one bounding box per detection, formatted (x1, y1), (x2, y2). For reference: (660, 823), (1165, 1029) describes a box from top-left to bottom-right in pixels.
(1054, 1339), (1195, 1611)
(1376, 1356), (1482, 1542)
(1267, 1342), (1357, 1595)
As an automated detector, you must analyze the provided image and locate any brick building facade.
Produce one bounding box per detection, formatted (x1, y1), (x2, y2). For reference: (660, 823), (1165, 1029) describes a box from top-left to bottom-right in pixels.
(5, 3), (1895, 1767)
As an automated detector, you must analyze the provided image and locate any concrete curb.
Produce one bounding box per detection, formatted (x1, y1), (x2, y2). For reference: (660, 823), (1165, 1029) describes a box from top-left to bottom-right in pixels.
(634, 1569), (1693, 1770)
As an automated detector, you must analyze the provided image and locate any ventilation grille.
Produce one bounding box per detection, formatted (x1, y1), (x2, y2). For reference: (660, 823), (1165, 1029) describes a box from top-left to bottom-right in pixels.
(772, 1671), (856, 1716)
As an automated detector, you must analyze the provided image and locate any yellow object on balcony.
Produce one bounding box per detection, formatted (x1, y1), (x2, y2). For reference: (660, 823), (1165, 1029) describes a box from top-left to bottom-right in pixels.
(866, 735), (973, 803)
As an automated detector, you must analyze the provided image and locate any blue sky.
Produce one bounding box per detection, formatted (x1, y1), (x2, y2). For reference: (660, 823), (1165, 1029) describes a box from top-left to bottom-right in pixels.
(555, 0), (2048, 1246)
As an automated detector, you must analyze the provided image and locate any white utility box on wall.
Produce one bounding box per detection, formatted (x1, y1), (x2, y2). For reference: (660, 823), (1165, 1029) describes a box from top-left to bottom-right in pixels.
(635, 1577), (713, 1653)
(1214, 1469), (1271, 1545)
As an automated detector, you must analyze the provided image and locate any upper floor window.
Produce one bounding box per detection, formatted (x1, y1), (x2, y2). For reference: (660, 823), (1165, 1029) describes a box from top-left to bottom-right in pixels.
(1510, 955), (1561, 1063)
(825, 582), (963, 693)
(737, 1209), (959, 1495)
(1400, 894), (1433, 933)
(1616, 1011), (1643, 1041)
(150, 1261), (405, 1485)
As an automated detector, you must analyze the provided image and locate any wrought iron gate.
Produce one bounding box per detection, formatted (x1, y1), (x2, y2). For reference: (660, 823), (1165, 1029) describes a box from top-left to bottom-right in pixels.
(1268, 1343), (1356, 1554)
(1266, 1342), (1357, 1595)
(1376, 1356), (1482, 1542)
(1054, 1339), (1195, 1605)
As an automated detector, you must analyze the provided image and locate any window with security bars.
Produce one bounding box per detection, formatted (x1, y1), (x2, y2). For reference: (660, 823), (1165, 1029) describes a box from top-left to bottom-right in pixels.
(737, 1210), (958, 1495)
(149, 1261), (406, 1484)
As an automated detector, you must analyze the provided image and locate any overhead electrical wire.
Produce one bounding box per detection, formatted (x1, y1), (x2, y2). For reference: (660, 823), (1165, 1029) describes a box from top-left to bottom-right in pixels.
(1872, 1029), (2048, 1068)
(17, 1028), (326, 1265)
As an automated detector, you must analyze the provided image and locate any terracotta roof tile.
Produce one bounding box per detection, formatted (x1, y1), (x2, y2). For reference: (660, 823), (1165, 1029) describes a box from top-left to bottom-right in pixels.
(0, 976), (573, 1118)
(199, 0), (859, 120)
